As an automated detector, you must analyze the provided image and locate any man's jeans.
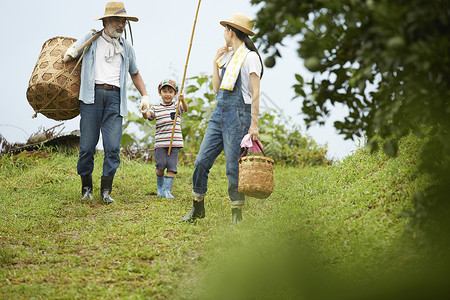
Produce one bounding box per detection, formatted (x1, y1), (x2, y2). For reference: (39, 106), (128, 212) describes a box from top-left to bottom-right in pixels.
(77, 89), (122, 177)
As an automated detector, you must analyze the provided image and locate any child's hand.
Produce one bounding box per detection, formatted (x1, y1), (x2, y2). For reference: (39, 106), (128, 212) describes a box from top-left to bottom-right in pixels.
(142, 110), (151, 119)
(179, 94), (188, 112)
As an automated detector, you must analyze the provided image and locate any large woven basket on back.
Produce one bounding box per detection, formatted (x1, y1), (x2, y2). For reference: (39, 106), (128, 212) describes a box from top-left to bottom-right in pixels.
(27, 36), (81, 120)
(238, 142), (274, 199)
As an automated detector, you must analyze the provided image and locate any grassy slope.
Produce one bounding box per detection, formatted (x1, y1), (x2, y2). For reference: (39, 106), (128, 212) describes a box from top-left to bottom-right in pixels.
(180, 134), (444, 300)
(0, 135), (445, 299)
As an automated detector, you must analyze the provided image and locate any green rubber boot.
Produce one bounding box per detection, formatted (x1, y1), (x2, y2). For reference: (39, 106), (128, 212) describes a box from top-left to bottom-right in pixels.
(181, 200), (205, 222)
(232, 207), (243, 224)
(80, 174), (93, 201)
(100, 176), (114, 205)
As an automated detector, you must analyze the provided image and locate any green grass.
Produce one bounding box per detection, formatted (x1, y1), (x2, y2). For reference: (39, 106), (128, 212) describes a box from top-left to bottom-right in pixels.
(0, 136), (447, 299)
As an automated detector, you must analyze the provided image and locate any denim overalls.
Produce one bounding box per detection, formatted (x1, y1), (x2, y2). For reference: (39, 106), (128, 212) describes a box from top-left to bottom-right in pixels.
(192, 67), (252, 206)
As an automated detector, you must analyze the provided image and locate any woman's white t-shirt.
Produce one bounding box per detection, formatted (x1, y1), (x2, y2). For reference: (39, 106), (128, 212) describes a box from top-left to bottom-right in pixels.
(222, 51), (262, 104)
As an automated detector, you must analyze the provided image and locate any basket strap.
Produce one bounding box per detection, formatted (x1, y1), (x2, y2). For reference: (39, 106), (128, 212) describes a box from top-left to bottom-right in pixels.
(253, 140), (267, 157)
(238, 140), (267, 161)
(32, 33), (101, 118)
(239, 147), (249, 160)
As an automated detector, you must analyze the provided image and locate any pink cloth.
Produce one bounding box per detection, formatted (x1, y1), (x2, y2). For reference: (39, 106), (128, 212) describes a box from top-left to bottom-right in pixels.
(240, 134), (263, 153)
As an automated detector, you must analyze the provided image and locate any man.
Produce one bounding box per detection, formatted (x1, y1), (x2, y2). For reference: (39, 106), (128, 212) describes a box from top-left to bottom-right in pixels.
(63, 2), (150, 204)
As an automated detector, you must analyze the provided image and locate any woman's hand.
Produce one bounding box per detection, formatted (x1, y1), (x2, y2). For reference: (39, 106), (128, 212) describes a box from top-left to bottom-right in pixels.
(248, 124), (259, 141)
(214, 46), (228, 62)
(213, 46), (228, 93)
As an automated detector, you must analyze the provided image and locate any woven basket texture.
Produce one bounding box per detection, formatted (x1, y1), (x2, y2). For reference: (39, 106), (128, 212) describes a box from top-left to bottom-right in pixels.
(238, 155), (274, 199)
(27, 37), (80, 120)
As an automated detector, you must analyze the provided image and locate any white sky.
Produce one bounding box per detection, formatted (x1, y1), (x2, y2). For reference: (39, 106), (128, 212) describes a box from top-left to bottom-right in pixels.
(1, 0), (359, 160)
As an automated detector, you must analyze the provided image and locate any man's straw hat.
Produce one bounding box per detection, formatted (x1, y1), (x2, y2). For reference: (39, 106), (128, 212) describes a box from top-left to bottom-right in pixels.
(220, 13), (255, 36)
(95, 2), (138, 22)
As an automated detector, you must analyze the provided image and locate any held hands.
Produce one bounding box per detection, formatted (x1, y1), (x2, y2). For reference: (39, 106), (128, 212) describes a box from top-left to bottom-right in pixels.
(139, 95), (150, 113)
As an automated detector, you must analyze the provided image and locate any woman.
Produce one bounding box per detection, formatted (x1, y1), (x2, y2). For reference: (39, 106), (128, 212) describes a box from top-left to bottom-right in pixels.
(181, 13), (264, 223)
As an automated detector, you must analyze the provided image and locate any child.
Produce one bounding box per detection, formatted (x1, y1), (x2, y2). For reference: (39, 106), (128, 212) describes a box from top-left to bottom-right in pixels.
(141, 79), (188, 198)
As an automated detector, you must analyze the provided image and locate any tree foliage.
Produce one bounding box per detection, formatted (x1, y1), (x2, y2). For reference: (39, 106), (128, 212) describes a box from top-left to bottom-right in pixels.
(251, 0), (449, 249)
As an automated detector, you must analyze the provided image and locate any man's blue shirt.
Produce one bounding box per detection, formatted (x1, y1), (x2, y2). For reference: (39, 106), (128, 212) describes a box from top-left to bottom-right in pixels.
(73, 31), (139, 117)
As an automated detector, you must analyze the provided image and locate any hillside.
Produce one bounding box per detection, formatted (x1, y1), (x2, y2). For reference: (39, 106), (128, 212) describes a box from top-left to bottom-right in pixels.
(0, 134), (447, 299)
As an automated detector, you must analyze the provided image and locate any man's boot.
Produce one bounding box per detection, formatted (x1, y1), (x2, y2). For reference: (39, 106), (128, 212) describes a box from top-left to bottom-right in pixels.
(232, 207), (243, 224)
(100, 176), (114, 205)
(163, 176), (175, 199)
(81, 174), (93, 201)
(181, 200), (205, 222)
(156, 174), (165, 197)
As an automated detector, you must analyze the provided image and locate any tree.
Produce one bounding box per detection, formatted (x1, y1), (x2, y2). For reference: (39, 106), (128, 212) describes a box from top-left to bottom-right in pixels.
(251, 0), (449, 249)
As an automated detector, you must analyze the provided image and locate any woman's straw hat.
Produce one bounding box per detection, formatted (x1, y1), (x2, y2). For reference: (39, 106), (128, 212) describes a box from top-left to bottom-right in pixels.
(95, 2), (138, 22)
(220, 13), (255, 36)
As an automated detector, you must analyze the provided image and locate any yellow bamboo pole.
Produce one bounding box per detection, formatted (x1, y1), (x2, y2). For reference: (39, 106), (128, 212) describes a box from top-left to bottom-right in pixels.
(168, 0), (202, 155)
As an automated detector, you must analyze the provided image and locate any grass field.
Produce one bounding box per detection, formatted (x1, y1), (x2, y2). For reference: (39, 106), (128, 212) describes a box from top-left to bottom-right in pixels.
(0, 135), (447, 299)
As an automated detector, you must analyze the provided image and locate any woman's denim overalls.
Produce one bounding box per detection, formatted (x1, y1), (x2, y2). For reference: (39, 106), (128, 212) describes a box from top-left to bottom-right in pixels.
(192, 67), (252, 206)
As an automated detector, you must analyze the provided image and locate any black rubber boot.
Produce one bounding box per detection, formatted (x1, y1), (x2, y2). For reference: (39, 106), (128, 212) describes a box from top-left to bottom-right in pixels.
(100, 176), (114, 205)
(232, 208), (243, 224)
(181, 200), (205, 222)
(81, 174), (93, 201)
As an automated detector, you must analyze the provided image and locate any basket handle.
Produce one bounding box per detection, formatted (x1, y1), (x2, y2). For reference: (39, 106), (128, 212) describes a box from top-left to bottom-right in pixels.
(239, 139), (266, 160)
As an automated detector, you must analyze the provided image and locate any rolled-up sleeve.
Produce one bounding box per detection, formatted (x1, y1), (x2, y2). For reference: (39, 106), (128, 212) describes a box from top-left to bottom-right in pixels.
(128, 46), (139, 75)
(119, 39), (140, 116)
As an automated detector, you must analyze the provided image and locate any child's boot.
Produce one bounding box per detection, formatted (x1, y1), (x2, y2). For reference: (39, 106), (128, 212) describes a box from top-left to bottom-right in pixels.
(156, 174), (164, 197)
(163, 176), (175, 199)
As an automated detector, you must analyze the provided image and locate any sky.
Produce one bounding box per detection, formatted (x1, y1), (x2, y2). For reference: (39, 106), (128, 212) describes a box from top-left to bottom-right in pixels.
(1, 0), (360, 160)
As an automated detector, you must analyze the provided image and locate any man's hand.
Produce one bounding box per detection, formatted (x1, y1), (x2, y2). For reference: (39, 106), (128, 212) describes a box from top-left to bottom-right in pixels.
(139, 95), (149, 113)
(63, 45), (78, 62)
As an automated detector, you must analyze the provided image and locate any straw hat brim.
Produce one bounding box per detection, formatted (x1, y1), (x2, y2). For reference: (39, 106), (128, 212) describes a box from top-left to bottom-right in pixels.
(95, 14), (138, 22)
(220, 20), (255, 36)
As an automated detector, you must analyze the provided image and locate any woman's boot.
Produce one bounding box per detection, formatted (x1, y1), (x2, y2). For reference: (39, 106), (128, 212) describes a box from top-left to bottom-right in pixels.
(163, 176), (175, 199)
(232, 207), (243, 224)
(81, 174), (93, 201)
(181, 200), (205, 222)
(156, 174), (164, 196)
(100, 176), (114, 205)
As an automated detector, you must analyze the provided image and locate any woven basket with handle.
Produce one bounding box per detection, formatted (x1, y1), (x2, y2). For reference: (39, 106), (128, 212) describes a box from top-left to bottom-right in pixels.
(26, 36), (82, 120)
(238, 141), (274, 199)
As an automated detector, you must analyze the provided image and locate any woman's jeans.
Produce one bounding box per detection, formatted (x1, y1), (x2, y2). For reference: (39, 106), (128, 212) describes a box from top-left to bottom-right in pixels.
(77, 89), (122, 178)
(192, 72), (251, 206)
